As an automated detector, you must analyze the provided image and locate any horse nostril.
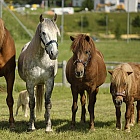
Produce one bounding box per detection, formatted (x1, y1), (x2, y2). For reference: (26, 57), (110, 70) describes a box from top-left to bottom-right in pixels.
(50, 51), (53, 56)
(75, 71), (84, 77)
(76, 72), (81, 77)
(115, 99), (123, 106)
(81, 71), (84, 74)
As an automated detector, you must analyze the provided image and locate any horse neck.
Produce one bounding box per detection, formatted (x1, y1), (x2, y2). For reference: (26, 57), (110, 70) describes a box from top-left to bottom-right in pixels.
(29, 27), (44, 55)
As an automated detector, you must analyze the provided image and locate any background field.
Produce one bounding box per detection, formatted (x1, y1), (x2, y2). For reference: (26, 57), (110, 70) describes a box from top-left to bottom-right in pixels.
(0, 7), (140, 140)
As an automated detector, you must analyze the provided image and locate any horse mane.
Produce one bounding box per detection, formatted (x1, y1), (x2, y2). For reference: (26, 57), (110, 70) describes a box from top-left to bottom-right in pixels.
(70, 34), (95, 52)
(0, 18), (6, 47)
(111, 68), (128, 86)
(111, 63), (134, 94)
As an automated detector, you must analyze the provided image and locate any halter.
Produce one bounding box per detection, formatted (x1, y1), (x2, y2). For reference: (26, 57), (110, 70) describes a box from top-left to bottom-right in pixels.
(40, 34), (58, 51)
(73, 52), (91, 67)
(113, 91), (126, 97)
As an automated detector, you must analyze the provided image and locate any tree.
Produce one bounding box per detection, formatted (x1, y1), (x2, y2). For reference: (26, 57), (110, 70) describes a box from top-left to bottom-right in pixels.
(114, 23), (122, 40)
(132, 15), (140, 27)
(82, 0), (94, 11)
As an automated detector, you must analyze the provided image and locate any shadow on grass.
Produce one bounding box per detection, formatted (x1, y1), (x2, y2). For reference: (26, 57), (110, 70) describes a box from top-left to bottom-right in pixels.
(0, 119), (115, 133)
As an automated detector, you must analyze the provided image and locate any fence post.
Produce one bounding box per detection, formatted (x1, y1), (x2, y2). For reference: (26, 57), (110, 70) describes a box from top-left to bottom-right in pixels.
(62, 60), (67, 86)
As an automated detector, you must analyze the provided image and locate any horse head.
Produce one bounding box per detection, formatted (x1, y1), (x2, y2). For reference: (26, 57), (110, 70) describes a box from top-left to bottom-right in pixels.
(39, 14), (60, 60)
(70, 34), (92, 78)
(108, 69), (133, 107)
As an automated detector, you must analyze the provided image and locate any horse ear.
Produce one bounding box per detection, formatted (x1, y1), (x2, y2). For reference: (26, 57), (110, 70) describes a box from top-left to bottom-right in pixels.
(85, 35), (90, 42)
(40, 14), (44, 22)
(53, 13), (57, 22)
(70, 36), (75, 41)
(108, 70), (113, 75)
(127, 71), (133, 75)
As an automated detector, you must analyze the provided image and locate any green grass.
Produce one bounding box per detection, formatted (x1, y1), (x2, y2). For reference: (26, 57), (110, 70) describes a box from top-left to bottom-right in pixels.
(0, 87), (140, 139)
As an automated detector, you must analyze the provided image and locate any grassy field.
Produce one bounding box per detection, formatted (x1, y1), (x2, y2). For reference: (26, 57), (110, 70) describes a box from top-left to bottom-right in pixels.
(0, 87), (140, 140)
(0, 39), (140, 139)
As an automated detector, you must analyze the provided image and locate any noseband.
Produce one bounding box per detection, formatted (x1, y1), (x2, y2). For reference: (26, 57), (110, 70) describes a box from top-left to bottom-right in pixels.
(73, 52), (91, 67)
(113, 91), (126, 97)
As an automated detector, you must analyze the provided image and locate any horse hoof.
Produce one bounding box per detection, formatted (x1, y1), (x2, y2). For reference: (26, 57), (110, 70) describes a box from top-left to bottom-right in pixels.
(70, 125), (75, 130)
(45, 127), (53, 133)
(116, 128), (121, 131)
(10, 123), (15, 131)
(129, 123), (134, 127)
(27, 128), (36, 132)
(89, 128), (95, 132)
(125, 129), (131, 133)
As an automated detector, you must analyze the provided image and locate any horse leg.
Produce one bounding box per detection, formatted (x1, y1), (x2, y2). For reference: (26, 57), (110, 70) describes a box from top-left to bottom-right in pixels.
(25, 103), (29, 117)
(88, 88), (98, 131)
(44, 77), (54, 132)
(124, 102), (133, 132)
(112, 95), (122, 130)
(130, 103), (135, 126)
(26, 83), (36, 131)
(5, 71), (15, 129)
(80, 91), (86, 123)
(115, 106), (121, 130)
(71, 86), (78, 129)
(15, 98), (21, 116)
(136, 101), (140, 124)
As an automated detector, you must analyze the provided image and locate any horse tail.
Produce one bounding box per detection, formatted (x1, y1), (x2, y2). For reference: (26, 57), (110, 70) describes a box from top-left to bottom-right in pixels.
(36, 85), (44, 113)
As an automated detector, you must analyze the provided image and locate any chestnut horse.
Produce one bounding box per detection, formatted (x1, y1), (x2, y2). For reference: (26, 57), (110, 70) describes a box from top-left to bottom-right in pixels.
(66, 34), (107, 131)
(0, 18), (16, 129)
(108, 63), (140, 132)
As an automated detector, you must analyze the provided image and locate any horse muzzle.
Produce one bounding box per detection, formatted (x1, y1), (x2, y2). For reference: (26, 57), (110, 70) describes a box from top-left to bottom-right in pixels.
(75, 70), (84, 78)
(48, 50), (58, 60)
(74, 60), (85, 78)
(114, 96), (123, 107)
(113, 91), (125, 107)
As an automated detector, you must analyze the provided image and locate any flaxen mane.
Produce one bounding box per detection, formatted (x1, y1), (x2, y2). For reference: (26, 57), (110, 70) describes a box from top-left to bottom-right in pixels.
(111, 63), (134, 95)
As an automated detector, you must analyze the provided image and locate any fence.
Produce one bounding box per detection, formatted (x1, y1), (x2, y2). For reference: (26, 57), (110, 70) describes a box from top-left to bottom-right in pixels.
(12, 60), (139, 88)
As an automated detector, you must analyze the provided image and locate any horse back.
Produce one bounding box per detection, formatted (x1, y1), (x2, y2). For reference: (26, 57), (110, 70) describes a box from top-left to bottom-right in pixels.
(128, 63), (140, 97)
(90, 50), (107, 86)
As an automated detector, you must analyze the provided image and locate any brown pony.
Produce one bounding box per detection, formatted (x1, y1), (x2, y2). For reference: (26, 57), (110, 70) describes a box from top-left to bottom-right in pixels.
(108, 63), (140, 132)
(66, 34), (107, 130)
(0, 18), (16, 129)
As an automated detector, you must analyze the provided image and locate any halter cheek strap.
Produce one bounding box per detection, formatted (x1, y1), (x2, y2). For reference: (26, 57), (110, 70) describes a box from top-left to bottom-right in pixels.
(39, 34), (58, 48)
(73, 53), (91, 67)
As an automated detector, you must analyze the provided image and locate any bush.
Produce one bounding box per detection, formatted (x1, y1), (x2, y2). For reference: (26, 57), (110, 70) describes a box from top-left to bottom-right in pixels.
(132, 15), (140, 27)
(114, 23), (122, 40)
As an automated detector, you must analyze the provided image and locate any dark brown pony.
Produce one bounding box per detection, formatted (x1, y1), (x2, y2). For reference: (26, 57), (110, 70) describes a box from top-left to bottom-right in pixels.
(0, 18), (16, 129)
(66, 34), (107, 130)
(108, 63), (140, 132)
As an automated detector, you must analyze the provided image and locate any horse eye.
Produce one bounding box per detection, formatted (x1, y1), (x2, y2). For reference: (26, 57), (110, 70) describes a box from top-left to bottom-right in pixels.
(124, 82), (126, 86)
(85, 51), (89, 54)
(42, 32), (46, 35)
